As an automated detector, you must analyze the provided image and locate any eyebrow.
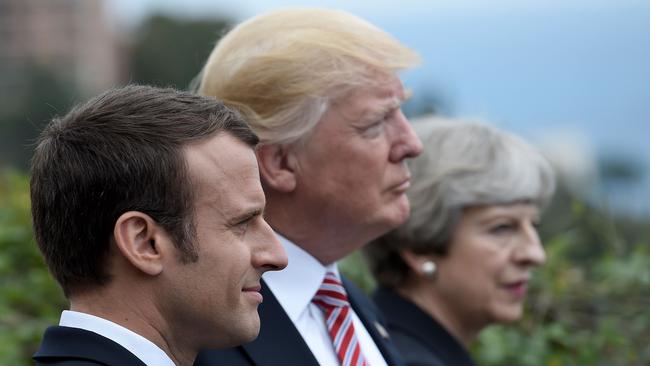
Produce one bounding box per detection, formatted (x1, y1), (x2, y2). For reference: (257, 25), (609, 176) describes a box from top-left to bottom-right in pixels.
(478, 211), (540, 226)
(363, 97), (405, 123)
(226, 207), (264, 227)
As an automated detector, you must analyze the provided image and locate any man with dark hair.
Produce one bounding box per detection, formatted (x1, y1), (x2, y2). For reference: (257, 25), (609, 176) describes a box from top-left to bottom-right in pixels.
(31, 84), (287, 366)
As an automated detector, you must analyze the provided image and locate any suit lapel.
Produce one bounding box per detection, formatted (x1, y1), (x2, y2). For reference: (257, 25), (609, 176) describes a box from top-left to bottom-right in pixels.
(241, 279), (320, 366)
(342, 277), (405, 366)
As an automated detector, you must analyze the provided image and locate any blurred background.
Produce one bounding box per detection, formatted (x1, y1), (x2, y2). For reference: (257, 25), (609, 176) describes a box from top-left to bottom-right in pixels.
(1, 0), (649, 365)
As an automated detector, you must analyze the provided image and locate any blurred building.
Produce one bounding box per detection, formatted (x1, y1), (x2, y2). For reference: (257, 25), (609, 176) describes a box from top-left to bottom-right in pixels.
(0, 0), (122, 97)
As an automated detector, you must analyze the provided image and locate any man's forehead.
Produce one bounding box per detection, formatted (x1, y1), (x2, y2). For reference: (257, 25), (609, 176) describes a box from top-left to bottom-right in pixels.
(195, 161), (265, 221)
(330, 77), (405, 116)
(184, 134), (260, 193)
(194, 158), (261, 198)
(376, 78), (406, 99)
(185, 133), (257, 169)
(357, 85), (407, 119)
(359, 73), (405, 97)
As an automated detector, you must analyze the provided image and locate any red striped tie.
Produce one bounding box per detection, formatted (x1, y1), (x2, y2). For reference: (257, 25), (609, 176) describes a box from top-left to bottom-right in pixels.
(312, 271), (369, 366)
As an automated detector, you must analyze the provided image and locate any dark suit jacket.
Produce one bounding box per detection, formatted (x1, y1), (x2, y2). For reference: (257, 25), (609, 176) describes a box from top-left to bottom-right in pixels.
(372, 287), (476, 366)
(33, 325), (147, 366)
(195, 277), (404, 366)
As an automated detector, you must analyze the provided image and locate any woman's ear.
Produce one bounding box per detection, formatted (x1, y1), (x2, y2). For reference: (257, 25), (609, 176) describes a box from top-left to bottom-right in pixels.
(113, 211), (167, 276)
(256, 144), (297, 193)
(400, 250), (437, 278)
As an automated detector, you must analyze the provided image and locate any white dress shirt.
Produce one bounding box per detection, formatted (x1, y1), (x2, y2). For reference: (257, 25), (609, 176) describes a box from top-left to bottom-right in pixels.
(263, 234), (388, 366)
(59, 310), (176, 366)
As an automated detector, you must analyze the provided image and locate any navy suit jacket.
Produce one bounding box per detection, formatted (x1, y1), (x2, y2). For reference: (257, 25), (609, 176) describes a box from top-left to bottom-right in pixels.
(194, 277), (405, 366)
(33, 326), (147, 366)
(373, 287), (476, 366)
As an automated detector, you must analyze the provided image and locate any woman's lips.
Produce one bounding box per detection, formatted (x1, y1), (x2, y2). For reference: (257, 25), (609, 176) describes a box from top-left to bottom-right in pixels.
(504, 281), (528, 299)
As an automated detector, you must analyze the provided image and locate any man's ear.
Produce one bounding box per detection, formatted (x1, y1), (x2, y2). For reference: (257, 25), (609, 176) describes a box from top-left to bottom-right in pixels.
(256, 144), (297, 193)
(113, 211), (167, 276)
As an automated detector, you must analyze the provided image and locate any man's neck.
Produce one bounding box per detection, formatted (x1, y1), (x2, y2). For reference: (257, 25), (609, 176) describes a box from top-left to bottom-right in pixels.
(69, 288), (193, 365)
(265, 205), (378, 265)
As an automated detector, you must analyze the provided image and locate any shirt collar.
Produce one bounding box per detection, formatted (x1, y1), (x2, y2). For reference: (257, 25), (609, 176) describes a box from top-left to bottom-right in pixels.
(263, 233), (339, 322)
(60, 310), (176, 366)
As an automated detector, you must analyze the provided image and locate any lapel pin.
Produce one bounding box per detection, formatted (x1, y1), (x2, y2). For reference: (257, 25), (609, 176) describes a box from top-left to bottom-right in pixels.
(374, 321), (390, 339)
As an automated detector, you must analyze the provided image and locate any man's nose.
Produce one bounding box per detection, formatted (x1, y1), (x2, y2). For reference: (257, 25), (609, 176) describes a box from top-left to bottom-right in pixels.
(389, 112), (423, 163)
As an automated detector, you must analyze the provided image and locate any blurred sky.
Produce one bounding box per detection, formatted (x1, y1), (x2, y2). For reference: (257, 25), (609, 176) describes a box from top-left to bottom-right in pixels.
(106, 0), (650, 215)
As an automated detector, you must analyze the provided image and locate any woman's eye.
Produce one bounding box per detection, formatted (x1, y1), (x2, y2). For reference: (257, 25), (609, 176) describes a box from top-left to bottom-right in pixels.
(490, 223), (516, 234)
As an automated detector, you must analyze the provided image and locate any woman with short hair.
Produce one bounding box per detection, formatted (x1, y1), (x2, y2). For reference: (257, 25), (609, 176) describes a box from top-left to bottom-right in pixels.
(364, 118), (556, 366)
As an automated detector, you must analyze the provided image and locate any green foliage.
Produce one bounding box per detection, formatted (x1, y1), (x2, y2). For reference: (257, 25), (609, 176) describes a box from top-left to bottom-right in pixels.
(0, 171), (67, 365)
(339, 251), (377, 294)
(473, 233), (650, 366)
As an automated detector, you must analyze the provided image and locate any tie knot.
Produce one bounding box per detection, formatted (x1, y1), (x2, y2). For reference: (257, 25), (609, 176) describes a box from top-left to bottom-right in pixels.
(313, 271), (350, 309)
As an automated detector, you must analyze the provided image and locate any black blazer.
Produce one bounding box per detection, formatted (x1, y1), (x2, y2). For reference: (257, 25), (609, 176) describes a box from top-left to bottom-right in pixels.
(195, 277), (405, 366)
(372, 287), (476, 366)
(33, 325), (147, 365)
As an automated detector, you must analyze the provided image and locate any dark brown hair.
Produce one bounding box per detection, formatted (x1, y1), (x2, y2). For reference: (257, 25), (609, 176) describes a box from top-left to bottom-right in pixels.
(30, 84), (258, 296)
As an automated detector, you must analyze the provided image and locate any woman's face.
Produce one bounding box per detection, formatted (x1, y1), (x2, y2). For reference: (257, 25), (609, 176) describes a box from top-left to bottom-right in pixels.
(432, 202), (546, 328)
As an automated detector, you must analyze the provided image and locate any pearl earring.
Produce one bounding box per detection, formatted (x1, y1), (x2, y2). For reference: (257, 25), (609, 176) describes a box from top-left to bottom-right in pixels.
(421, 261), (437, 278)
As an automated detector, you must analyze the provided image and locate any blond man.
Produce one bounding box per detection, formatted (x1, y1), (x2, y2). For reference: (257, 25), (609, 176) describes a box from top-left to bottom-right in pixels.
(195, 9), (422, 366)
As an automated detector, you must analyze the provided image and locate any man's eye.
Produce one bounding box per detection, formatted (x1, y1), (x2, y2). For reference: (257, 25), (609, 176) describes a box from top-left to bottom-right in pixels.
(364, 121), (384, 133)
(233, 216), (254, 234)
(359, 118), (387, 137)
(359, 108), (400, 137)
(239, 216), (254, 227)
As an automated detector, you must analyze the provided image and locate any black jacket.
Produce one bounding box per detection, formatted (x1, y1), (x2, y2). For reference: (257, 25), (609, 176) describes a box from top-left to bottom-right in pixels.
(372, 286), (476, 366)
(33, 325), (147, 366)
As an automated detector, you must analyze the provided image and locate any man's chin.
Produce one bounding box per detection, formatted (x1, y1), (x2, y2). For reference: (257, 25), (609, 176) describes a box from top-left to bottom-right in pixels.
(211, 314), (261, 348)
(367, 202), (411, 241)
(386, 196), (411, 227)
(240, 327), (261, 344)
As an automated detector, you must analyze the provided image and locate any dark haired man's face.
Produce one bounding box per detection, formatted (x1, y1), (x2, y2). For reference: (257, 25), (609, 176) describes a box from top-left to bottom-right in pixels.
(161, 133), (287, 349)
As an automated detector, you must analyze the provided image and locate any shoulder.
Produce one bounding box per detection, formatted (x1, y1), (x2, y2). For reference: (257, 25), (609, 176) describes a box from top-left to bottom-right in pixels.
(371, 287), (476, 366)
(35, 360), (107, 366)
(34, 326), (146, 366)
(389, 329), (447, 366)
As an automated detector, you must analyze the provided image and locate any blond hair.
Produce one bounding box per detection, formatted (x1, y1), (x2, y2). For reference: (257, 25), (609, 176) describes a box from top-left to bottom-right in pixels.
(197, 8), (420, 145)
